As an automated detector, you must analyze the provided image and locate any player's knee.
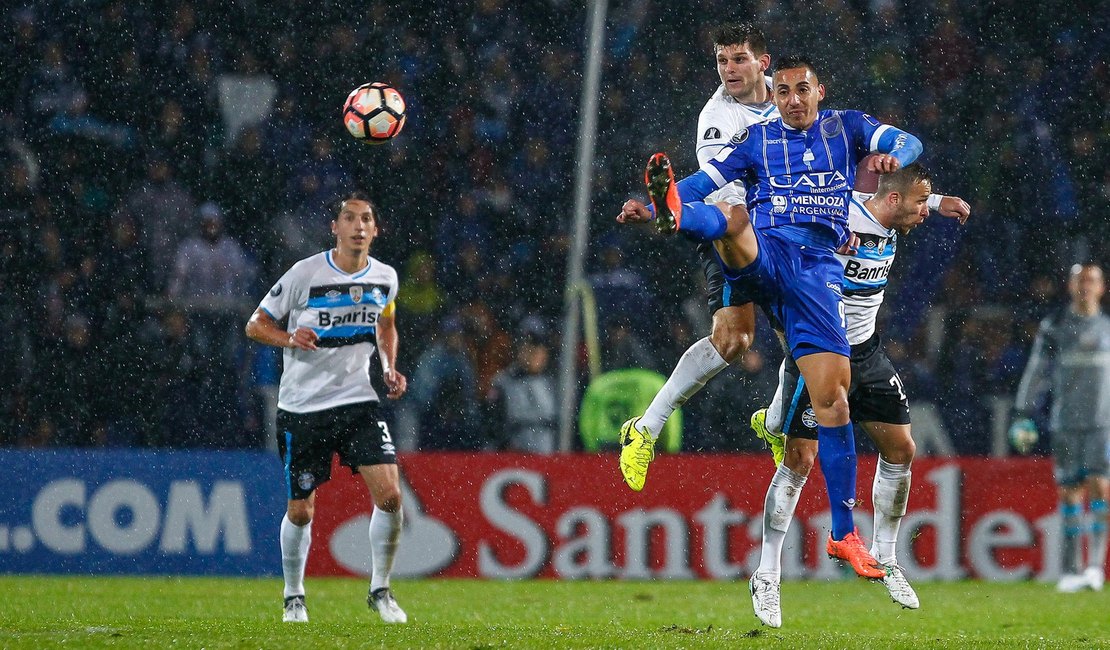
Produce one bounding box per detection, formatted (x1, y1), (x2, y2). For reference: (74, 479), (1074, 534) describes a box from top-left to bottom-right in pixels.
(376, 489), (402, 514)
(883, 437), (916, 465)
(784, 441), (817, 476)
(287, 503), (313, 527)
(817, 394), (850, 425)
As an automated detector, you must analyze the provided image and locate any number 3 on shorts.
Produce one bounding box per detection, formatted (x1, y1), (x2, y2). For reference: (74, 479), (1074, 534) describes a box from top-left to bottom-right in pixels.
(376, 421), (393, 443)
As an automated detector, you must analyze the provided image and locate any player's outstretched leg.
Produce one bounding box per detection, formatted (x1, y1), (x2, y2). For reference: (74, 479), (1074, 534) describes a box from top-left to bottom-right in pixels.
(619, 417), (656, 491)
(750, 408), (785, 467)
(368, 587), (408, 624)
(826, 528), (885, 579)
(283, 595), (308, 622)
(749, 573), (782, 628)
(645, 153), (682, 236)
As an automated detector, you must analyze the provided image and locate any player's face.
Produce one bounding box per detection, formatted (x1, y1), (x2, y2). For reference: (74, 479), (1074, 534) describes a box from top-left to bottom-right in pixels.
(773, 67), (824, 130)
(1069, 266), (1106, 305)
(715, 43), (769, 101)
(331, 199), (378, 253)
(891, 180), (932, 234)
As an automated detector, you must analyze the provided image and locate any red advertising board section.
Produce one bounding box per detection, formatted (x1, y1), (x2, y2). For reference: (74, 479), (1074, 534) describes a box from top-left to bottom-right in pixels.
(308, 453), (1062, 581)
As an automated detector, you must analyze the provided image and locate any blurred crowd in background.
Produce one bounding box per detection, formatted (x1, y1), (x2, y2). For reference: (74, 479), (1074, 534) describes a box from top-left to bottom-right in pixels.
(0, 0), (1106, 455)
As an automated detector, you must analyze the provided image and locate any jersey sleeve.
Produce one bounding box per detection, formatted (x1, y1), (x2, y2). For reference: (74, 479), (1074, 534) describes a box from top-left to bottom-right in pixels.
(695, 106), (731, 168)
(698, 128), (757, 193)
(384, 266), (400, 312)
(843, 110), (922, 166)
(694, 103), (746, 205)
(257, 262), (306, 322)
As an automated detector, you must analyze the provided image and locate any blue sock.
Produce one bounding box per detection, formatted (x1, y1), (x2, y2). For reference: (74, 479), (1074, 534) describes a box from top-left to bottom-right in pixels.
(1087, 496), (1105, 532)
(817, 422), (857, 540)
(676, 202), (727, 241)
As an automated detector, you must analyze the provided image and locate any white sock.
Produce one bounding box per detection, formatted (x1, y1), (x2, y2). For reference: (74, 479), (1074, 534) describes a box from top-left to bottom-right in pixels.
(370, 506), (404, 592)
(757, 465), (807, 577)
(280, 514), (312, 598)
(764, 360), (787, 434)
(640, 337), (729, 435)
(871, 457), (912, 564)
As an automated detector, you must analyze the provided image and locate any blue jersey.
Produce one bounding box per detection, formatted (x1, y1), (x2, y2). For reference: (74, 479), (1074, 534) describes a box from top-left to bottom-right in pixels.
(678, 109), (920, 246)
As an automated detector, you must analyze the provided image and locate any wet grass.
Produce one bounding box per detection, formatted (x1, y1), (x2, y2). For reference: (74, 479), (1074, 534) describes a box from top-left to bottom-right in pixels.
(0, 575), (1108, 648)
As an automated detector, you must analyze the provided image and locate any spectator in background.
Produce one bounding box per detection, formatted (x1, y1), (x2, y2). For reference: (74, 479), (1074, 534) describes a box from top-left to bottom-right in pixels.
(487, 329), (557, 453)
(167, 203), (254, 444)
(397, 250), (444, 351)
(167, 202), (253, 326)
(117, 154), (196, 292)
(211, 125), (282, 274)
(403, 315), (481, 450)
(603, 315), (657, 373)
(461, 300), (512, 398)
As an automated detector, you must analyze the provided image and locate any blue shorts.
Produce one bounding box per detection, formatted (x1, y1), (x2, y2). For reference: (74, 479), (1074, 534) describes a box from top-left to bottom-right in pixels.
(717, 224), (850, 359)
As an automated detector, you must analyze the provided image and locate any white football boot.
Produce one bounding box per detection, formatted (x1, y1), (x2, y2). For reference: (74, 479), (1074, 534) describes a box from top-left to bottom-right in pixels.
(368, 587), (408, 624)
(878, 563), (920, 609)
(1084, 566), (1105, 592)
(282, 595), (308, 623)
(1056, 573), (1089, 593)
(749, 572), (782, 628)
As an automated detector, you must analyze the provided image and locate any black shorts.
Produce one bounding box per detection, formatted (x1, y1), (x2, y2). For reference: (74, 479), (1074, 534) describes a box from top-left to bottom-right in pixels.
(701, 243), (728, 315)
(777, 333), (911, 440)
(276, 401), (396, 500)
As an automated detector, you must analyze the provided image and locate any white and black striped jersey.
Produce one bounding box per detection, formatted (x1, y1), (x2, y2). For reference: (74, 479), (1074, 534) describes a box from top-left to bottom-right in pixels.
(695, 79), (777, 206)
(258, 250), (398, 413)
(838, 195), (896, 345)
(1015, 308), (1110, 432)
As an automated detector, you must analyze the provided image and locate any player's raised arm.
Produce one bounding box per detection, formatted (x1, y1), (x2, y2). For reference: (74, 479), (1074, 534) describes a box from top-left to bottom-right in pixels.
(843, 110), (922, 173)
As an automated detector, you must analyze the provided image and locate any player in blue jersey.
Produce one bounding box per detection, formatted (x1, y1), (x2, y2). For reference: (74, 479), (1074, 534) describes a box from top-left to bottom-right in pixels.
(246, 192), (410, 624)
(619, 55), (922, 579)
(747, 164), (970, 627)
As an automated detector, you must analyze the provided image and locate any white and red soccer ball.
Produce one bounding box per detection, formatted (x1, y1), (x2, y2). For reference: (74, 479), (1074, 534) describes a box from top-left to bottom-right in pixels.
(342, 82), (406, 144)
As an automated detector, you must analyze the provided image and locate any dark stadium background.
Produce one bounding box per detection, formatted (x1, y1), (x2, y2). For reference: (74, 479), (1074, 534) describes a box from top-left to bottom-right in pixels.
(0, 0), (1105, 456)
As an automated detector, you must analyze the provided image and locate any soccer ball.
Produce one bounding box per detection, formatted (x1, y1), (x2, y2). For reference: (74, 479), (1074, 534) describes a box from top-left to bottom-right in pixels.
(342, 82), (406, 144)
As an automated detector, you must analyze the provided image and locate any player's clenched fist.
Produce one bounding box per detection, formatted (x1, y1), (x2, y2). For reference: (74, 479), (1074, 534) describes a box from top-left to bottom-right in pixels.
(616, 199), (652, 224)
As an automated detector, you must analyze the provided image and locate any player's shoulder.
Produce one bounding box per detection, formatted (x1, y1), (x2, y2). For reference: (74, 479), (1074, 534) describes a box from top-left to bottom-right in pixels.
(847, 195), (892, 236)
(1040, 308), (1068, 331)
(698, 86), (738, 140)
(367, 255), (399, 285)
(727, 115), (778, 147)
(832, 108), (884, 130)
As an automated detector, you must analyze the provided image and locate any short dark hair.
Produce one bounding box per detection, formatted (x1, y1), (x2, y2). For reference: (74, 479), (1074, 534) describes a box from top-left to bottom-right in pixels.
(773, 54), (819, 78)
(711, 23), (767, 56)
(875, 163), (932, 196)
(333, 190), (380, 226)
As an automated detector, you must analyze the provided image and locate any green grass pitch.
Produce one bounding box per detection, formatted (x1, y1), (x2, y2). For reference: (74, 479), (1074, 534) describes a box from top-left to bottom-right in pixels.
(1, 576), (1108, 649)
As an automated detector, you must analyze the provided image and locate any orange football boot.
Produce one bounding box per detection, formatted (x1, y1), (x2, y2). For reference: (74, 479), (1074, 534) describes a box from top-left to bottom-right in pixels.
(826, 528), (885, 579)
(644, 153), (682, 235)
